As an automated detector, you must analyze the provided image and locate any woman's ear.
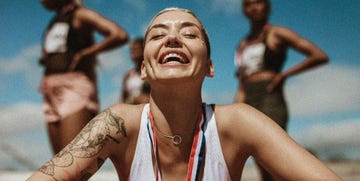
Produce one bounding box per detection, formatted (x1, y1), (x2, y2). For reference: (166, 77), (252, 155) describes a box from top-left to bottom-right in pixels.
(206, 59), (214, 77)
(140, 61), (147, 80)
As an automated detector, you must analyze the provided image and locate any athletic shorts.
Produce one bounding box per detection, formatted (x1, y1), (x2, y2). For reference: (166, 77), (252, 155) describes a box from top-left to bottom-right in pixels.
(39, 72), (99, 123)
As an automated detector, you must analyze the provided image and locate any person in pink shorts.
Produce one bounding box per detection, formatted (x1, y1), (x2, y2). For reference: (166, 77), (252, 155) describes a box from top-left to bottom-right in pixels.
(39, 0), (128, 154)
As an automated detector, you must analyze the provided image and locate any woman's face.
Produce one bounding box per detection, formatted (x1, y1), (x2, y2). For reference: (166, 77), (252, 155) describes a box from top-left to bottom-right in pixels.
(242, 0), (270, 22)
(141, 9), (213, 84)
(130, 41), (144, 63)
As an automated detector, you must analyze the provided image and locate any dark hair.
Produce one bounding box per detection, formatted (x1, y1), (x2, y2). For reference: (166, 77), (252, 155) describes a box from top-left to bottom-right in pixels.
(242, 0), (271, 7)
(132, 37), (144, 45)
(263, 0), (271, 7)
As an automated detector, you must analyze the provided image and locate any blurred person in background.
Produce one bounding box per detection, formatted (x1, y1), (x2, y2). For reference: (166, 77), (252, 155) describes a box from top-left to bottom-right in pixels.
(38, 0), (128, 154)
(234, 0), (329, 180)
(120, 37), (150, 104)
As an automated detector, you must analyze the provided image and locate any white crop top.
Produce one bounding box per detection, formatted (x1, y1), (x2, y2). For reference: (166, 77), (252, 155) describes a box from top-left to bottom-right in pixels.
(125, 70), (143, 96)
(128, 103), (231, 181)
(234, 42), (266, 76)
(44, 22), (70, 53)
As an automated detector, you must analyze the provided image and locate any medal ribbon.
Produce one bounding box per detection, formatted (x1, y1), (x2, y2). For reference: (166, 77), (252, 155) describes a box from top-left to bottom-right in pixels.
(147, 106), (206, 181)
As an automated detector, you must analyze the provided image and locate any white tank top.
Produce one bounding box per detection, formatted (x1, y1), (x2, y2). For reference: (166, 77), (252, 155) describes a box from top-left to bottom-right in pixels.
(128, 103), (231, 181)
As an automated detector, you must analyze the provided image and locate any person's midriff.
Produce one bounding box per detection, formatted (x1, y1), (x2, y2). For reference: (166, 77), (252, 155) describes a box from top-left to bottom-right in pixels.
(243, 70), (277, 83)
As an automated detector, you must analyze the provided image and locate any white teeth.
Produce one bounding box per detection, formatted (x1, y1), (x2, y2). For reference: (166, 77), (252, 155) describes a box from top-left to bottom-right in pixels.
(164, 53), (183, 62)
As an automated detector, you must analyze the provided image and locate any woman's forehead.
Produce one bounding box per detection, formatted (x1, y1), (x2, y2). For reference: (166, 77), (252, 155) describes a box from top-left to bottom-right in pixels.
(150, 10), (202, 27)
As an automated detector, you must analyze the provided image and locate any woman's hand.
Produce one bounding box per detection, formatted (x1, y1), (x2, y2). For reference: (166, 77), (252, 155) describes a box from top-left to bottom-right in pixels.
(266, 73), (285, 92)
(68, 52), (84, 71)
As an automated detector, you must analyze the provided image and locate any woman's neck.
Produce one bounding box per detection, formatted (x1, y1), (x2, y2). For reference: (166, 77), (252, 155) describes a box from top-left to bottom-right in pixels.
(149, 88), (203, 135)
(247, 21), (269, 42)
(250, 20), (268, 36)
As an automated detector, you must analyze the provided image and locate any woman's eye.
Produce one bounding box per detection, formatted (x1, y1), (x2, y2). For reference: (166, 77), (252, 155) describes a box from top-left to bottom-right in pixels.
(151, 34), (165, 40)
(183, 33), (197, 39)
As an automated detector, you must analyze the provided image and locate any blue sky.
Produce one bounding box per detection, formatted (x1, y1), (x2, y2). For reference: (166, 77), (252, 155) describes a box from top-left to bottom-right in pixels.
(0, 0), (359, 171)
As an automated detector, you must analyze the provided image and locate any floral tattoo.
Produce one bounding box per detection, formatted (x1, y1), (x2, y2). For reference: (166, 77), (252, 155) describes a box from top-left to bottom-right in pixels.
(39, 109), (127, 180)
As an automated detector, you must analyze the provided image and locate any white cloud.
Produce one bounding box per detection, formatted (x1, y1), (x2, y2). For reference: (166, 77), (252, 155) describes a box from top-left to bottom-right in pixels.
(286, 65), (360, 118)
(0, 45), (43, 91)
(295, 119), (360, 159)
(0, 102), (44, 135)
(123, 0), (146, 11)
(208, 0), (241, 14)
(97, 48), (130, 72)
(0, 45), (40, 74)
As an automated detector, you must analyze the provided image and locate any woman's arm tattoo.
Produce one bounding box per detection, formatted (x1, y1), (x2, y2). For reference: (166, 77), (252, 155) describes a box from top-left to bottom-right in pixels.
(39, 109), (127, 179)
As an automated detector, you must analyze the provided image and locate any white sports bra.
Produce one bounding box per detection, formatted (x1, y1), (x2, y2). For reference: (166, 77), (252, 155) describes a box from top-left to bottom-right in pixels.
(234, 42), (266, 76)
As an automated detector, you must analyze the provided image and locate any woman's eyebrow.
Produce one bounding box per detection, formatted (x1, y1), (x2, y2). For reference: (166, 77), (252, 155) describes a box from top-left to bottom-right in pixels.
(181, 21), (202, 31)
(148, 21), (202, 32)
(148, 23), (168, 32)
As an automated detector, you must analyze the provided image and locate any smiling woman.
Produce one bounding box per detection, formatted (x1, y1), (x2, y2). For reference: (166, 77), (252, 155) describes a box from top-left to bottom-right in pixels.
(141, 8), (214, 85)
(145, 7), (211, 59)
(27, 7), (342, 181)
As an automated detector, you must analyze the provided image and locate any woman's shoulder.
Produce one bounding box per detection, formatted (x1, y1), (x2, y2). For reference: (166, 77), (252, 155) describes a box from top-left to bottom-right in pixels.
(212, 103), (254, 129)
(213, 103), (253, 115)
(108, 103), (147, 134)
(268, 24), (292, 32)
(268, 24), (299, 39)
(73, 6), (105, 25)
(236, 39), (248, 52)
(109, 103), (146, 120)
(212, 103), (259, 152)
(213, 103), (273, 140)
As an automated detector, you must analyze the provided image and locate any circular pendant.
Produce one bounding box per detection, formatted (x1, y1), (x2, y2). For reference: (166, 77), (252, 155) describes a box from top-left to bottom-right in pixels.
(172, 135), (182, 145)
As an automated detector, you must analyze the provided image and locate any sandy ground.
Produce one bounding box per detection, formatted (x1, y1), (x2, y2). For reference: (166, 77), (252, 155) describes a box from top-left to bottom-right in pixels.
(1, 161), (359, 181)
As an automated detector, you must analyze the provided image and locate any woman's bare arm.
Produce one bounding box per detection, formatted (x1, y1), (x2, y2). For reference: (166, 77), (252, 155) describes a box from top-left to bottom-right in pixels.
(69, 7), (129, 70)
(237, 104), (342, 180)
(267, 26), (329, 91)
(27, 108), (127, 181)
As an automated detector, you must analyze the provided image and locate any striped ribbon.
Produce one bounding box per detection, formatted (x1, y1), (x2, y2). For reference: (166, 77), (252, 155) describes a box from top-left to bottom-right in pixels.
(147, 107), (206, 181)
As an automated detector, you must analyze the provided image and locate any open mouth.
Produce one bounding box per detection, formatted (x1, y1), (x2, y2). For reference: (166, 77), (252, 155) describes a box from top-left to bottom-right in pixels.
(160, 52), (189, 64)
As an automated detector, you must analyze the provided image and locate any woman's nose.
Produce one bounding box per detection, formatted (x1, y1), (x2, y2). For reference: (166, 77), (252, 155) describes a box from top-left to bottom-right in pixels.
(164, 33), (182, 48)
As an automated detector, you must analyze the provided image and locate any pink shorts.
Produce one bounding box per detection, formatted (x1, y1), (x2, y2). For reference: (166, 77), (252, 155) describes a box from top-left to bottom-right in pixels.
(39, 72), (99, 123)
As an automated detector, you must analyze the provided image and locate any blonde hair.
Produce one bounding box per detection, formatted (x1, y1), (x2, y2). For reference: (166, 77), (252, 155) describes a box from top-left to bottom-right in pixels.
(145, 7), (211, 58)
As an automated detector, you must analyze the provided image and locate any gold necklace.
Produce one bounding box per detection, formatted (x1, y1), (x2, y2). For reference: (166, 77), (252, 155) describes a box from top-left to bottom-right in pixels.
(153, 125), (182, 145)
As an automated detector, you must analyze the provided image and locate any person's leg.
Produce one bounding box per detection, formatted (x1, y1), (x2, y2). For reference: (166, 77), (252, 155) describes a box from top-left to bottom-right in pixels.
(245, 80), (281, 181)
(58, 108), (96, 151)
(256, 85), (288, 181)
(47, 122), (62, 154)
(261, 87), (288, 130)
(43, 72), (99, 154)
